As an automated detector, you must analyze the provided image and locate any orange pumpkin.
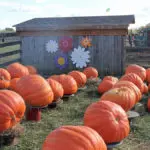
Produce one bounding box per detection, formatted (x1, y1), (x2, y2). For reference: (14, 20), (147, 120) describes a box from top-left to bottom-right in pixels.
(7, 62), (29, 78)
(49, 75), (60, 81)
(146, 68), (150, 83)
(143, 83), (148, 94)
(68, 71), (87, 88)
(100, 87), (136, 111)
(50, 74), (78, 95)
(125, 64), (146, 81)
(26, 65), (37, 74)
(98, 80), (115, 94)
(0, 90), (26, 132)
(9, 78), (20, 91)
(16, 75), (54, 107)
(120, 73), (144, 93)
(0, 68), (11, 89)
(42, 126), (107, 150)
(84, 101), (130, 143)
(103, 76), (118, 83)
(83, 67), (98, 79)
(47, 78), (64, 100)
(113, 81), (142, 103)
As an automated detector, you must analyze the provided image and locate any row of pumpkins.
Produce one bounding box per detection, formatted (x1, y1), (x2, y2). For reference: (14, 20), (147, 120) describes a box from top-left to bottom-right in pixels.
(0, 62), (150, 149)
(0, 62), (98, 133)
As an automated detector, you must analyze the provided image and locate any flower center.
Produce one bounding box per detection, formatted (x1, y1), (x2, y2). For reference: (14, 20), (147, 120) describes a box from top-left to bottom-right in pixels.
(63, 41), (68, 47)
(58, 57), (65, 65)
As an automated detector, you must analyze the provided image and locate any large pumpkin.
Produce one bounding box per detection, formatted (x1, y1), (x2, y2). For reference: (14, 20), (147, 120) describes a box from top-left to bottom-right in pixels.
(83, 67), (98, 79)
(100, 87), (136, 111)
(7, 62), (29, 78)
(42, 126), (107, 150)
(0, 68), (11, 89)
(68, 71), (87, 88)
(113, 81), (142, 103)
(0, 90), (26, 132)
(103, 76), (118, 83)
(9, 78), (20, 92)
(98, 80), (115, 94)
(125, 64), (146, 81)
(84, 101), (130, 144)
(26, 65), (37, 74)
(50, 74), (78, 95)
(16, 75), (54, 107)
(119, 73), (144, 93)
(47, 78), (64, 100)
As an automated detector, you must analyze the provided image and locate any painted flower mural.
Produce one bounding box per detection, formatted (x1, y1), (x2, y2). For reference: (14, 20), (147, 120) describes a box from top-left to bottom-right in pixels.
(46, 40), (58, 53)
(70, 46), (90, 68)
(54, 53), (68, 70)
(80, 36), (92, 48)
(59, 36), (73, 52)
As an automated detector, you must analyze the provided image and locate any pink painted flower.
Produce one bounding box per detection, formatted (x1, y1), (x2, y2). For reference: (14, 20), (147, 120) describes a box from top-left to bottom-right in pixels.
(59, 36), (73, 52)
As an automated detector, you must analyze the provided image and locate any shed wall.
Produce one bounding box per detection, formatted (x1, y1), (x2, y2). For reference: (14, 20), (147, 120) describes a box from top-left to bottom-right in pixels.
(21, 35), (125, 76)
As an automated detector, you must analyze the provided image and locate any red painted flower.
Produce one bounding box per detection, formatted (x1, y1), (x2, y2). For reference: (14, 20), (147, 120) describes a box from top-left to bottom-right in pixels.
(59, 36), (73, 52)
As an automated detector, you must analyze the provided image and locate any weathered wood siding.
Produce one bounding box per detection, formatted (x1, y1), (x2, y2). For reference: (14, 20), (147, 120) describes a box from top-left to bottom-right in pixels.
(21, 35), (125, 76)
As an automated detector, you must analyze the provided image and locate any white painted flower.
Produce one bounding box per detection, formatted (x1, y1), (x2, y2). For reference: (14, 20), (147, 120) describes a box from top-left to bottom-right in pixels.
(70, 46), (90, 68)
(46, 40), (58, 53)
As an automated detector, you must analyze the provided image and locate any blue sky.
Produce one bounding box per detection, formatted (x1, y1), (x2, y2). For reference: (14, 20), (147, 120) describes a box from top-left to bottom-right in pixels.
(0, 0), (150, 29)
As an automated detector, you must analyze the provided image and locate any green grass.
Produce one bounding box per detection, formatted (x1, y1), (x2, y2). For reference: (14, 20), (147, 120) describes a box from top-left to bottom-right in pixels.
(1, 81), (150, 150)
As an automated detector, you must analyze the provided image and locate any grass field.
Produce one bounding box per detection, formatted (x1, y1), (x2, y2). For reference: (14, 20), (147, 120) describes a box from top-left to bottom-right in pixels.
(1, 80), (150, 150)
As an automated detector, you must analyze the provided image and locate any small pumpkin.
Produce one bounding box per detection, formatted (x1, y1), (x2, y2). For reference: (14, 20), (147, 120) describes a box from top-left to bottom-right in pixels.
(50, 74), (78, 95)
(83, 67), (98, 79)
(47, 78), (64, 100)
(0, 68), (11, 89)
(84, 101), (130, 144)
(42, 126), (107, 150)
(16, 75), (54, 107)
(100, 87), (136, 111)
(68, 71), (87, 88)
(113, 81), (142, 103)
(0, 90), (26, 132)
(125, 64), (146, 81)
(119, 73), (144, 93)
(9, 78), (20, 91)
(7, 62), (29, 78)
(26, 65), (37, 74)
(103, 76), (118, 83)
(98, 80), (115, 94)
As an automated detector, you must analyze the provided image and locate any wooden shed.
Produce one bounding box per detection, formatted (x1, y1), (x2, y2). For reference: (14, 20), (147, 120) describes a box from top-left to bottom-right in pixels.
(13, 15), (135, 76)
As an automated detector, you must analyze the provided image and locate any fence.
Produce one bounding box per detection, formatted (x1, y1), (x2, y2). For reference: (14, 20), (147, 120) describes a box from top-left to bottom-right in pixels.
(126, 47), (150, 68)
(0, 32), (21, 68)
